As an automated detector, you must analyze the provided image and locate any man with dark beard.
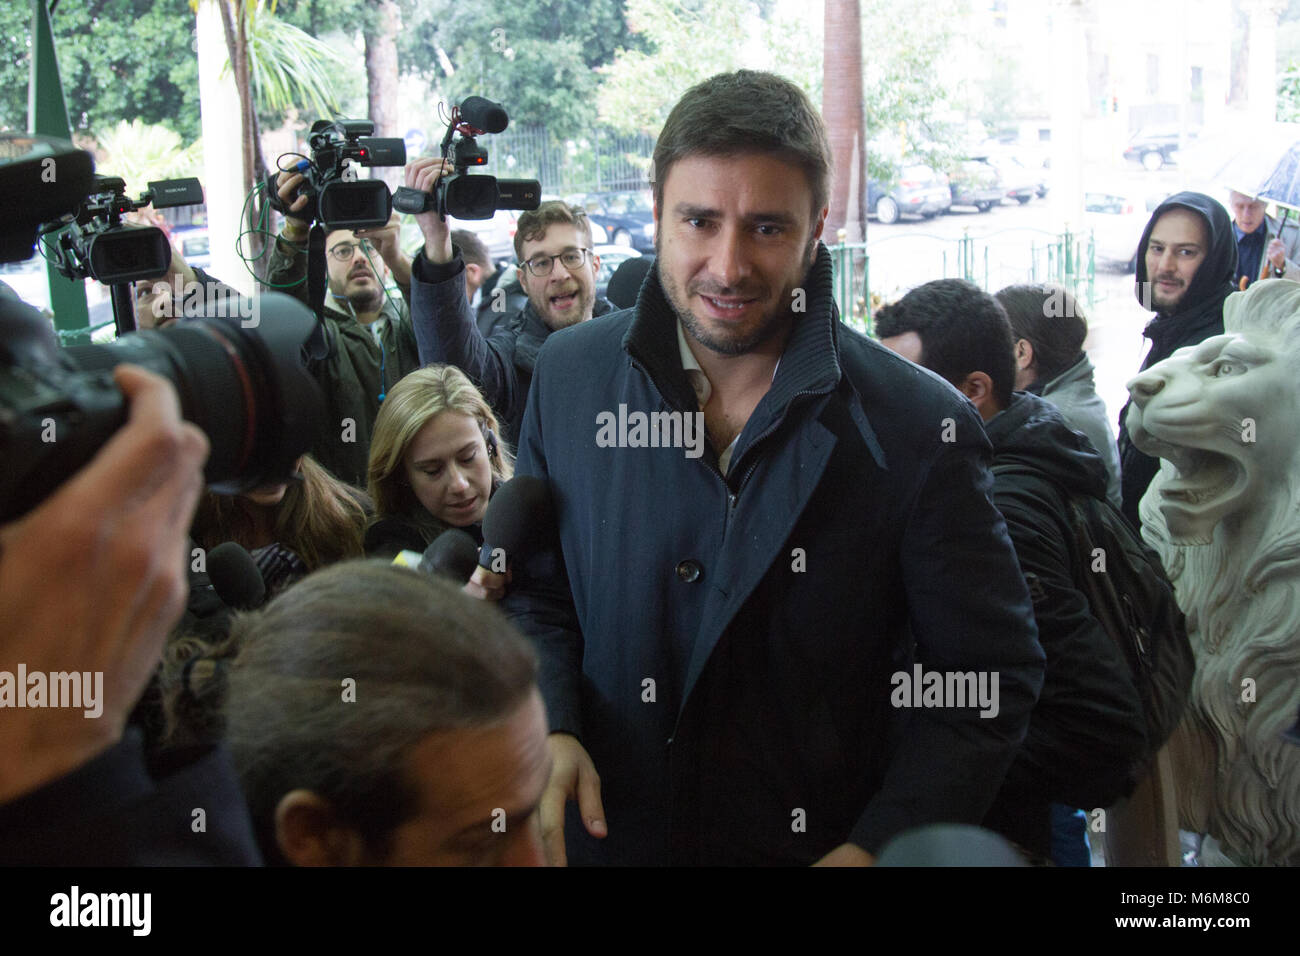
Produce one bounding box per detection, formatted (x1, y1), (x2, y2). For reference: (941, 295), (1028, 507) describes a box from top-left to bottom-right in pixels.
(406, 178), (615, 447)
(1117, 192), (1237, 530)
(267, 174), (422, 486)
(501, 71), (1045, 866)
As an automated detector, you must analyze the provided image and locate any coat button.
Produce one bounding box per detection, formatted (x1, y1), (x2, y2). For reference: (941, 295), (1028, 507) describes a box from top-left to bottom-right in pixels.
(675, 559), (702, 583)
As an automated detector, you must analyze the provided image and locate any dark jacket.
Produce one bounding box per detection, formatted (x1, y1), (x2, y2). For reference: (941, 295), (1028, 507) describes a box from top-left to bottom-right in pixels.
(410, 247), (614, 449)
(503, 245), (1045, 865)
(1117, 191), (1237, 528)
(266, 235), (423, 486)
(981, 391), (1147, 856)
(0, 728), (261, 865)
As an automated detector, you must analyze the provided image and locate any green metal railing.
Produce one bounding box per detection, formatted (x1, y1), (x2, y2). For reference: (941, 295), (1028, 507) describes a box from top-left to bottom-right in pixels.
(828, 227), (1098, 336)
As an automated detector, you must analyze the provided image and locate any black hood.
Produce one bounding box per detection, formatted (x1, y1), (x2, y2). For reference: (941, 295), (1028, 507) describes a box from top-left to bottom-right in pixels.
(1133, 190), (1236, 322)
(986, 391), (1109, 501)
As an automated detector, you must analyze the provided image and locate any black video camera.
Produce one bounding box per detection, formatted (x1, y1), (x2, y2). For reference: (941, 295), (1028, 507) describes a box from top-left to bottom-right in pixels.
(268, 119), (406, 230)
(42, 175), (204, 285)
(393, 97), (541, 220)
(0, 133), (327, 522)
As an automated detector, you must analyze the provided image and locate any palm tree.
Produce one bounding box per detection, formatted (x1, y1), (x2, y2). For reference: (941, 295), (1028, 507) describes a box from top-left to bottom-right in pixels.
(216, 0), (344, 266)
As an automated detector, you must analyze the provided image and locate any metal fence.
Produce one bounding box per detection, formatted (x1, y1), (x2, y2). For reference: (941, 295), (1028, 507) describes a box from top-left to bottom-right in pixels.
(828, 228), (1098, 336)
(480, 125), (656, 196)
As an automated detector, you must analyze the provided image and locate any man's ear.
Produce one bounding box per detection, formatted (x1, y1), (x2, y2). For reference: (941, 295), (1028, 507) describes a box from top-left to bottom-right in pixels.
(274, 790), (369, 867)
(959, 371), (997, 419)
(809, 205), (829, 259)
(1015, 338), (1035, 371)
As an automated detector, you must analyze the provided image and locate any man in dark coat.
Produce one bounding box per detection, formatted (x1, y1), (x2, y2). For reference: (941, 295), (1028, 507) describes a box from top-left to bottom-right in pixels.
(404, 173), (615, 448)
(502, 71), (1045, 866)
(1117, 192), (1237, 529)
(877, 279), (1146, 862)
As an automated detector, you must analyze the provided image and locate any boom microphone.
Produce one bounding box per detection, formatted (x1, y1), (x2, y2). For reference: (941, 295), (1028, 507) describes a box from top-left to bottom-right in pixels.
(458, 96), (509, 134)
(207, 541), (268, 611)
(479, 475), (553, 569)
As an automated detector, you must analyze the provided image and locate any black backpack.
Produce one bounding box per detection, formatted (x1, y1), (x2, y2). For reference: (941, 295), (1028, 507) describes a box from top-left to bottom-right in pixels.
(1063, 493), (1194, 760)
(993, 465), (1194, 771)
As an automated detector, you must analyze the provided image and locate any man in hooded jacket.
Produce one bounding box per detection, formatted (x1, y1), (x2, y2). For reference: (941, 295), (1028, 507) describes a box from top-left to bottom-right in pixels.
(1117, 192), (1238, 530)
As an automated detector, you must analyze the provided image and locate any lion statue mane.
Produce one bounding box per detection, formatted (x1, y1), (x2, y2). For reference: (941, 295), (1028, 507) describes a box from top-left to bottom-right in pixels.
(1126, 278), (1300, 866)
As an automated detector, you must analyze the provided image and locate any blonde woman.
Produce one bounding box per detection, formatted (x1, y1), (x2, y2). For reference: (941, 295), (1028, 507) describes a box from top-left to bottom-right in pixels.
(366, 365), (514, 597)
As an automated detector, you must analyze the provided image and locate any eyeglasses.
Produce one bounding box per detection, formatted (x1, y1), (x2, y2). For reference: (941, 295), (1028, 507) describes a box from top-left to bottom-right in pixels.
(522, 248), (591, 277)
(328, 240), (376, 261)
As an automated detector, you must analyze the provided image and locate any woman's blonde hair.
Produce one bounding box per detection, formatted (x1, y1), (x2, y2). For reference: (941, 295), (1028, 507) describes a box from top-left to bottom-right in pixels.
(191, 455), (369, 571)
(367, 365), (513, 535)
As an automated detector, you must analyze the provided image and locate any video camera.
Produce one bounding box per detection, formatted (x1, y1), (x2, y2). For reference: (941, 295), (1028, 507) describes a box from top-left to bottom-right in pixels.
(268, 118), (406, 230)
(0, 133), (326, 522)
(393, 96), (541, 220)
(42, 174), (204, 285)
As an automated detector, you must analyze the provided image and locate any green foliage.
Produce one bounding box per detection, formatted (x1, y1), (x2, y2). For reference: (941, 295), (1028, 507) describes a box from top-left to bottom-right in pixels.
(242, 0), (346, 117)
(1, 0), (200, 141)
(1279, 60), (1300, 123)
(860, 0), (963, 183)
(93, 118), (203, 188)
(597, 0), (820, 135)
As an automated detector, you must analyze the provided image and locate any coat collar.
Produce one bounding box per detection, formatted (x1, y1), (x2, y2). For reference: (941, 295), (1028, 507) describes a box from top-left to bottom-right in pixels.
(621, 242), (843, 421)
(512, 296), (615, 372)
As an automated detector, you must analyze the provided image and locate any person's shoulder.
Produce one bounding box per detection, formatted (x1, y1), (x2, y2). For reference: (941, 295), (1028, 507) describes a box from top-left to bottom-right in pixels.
(540, 306), (636, 358)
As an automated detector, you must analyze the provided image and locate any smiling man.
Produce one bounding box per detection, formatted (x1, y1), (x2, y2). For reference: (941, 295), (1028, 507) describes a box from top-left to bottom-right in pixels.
(408, 171), (613, 447)
(1117, 192), (1238, 530)
(502, 70), (1044, 866)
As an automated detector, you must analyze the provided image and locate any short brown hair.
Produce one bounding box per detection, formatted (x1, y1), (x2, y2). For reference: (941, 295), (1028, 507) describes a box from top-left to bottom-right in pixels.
(451, 229), (491, 270)
(512, 200), (592, 261)
(223, 561), (539, 863)
(651, 70), (832, 218)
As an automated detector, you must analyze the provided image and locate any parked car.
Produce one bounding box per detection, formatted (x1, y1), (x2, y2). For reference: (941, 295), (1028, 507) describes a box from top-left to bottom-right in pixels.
(171, 226), (211, 272)
(1122, 129), (1192, 171)
(567, 191), (655, 252)
(593, 244), (642, 300)
(1083, 190), (1168, 272)
(868, 163), (952, 224)
(947, 159), (1004, 213)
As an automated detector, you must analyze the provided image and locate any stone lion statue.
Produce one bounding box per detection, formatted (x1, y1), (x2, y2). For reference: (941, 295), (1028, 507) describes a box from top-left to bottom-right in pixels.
(1126, 278), (1300, 866)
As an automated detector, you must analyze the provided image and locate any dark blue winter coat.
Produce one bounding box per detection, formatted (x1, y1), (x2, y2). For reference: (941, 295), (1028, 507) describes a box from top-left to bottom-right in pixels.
(504, 244), (1045, 865)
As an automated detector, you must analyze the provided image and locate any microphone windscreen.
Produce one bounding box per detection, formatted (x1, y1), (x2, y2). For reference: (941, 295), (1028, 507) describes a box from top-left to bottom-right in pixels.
(459, 96), (508, 134)
(207, 541), (268, 611)
(482, 475), (552, 557)
(419, 528), (480, 583)
(364, 517), (427, 558)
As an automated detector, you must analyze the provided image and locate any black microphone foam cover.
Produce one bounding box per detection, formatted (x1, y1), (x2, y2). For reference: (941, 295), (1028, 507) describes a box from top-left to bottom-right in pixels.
(207, 541), (267, 611)
(364, 517), (427, 558)
(481, 475), (552, 559)
(459, 96), (508, 134)
(419, 528), (480, 583)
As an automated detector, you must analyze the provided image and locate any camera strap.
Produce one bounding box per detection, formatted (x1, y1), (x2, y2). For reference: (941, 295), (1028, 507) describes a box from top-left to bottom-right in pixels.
(301, 222), (335, 362)
(307, 222), (327, 320)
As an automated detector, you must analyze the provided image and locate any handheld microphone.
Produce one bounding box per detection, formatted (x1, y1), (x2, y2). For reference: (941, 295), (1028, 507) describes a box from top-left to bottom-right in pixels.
(419, 528), (480, 582)
(207, 541), (268, 611)
(478, 475), (553, 570)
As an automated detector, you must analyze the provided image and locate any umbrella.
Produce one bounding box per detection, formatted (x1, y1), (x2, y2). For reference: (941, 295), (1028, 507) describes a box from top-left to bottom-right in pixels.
(1180, 122), (1300, 200)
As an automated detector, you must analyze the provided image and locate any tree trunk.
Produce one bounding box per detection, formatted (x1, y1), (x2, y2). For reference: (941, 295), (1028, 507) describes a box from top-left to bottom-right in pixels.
(822, 0), (867, 245)
(1229, 6), (1249, 106)
(220, 1), (269, 272)
(365, 0), (403, 190)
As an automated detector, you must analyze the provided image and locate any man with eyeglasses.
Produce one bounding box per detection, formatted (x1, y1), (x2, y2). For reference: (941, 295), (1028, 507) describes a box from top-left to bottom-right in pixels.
(265, 171), (423, 486)
(406, 158), (615, 447)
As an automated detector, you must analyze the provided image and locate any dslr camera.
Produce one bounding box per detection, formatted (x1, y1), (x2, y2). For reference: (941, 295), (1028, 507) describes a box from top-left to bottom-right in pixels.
(268, 119), (406, 230)
(394, 96), (541, 220)
(0, 133), (326, 523)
